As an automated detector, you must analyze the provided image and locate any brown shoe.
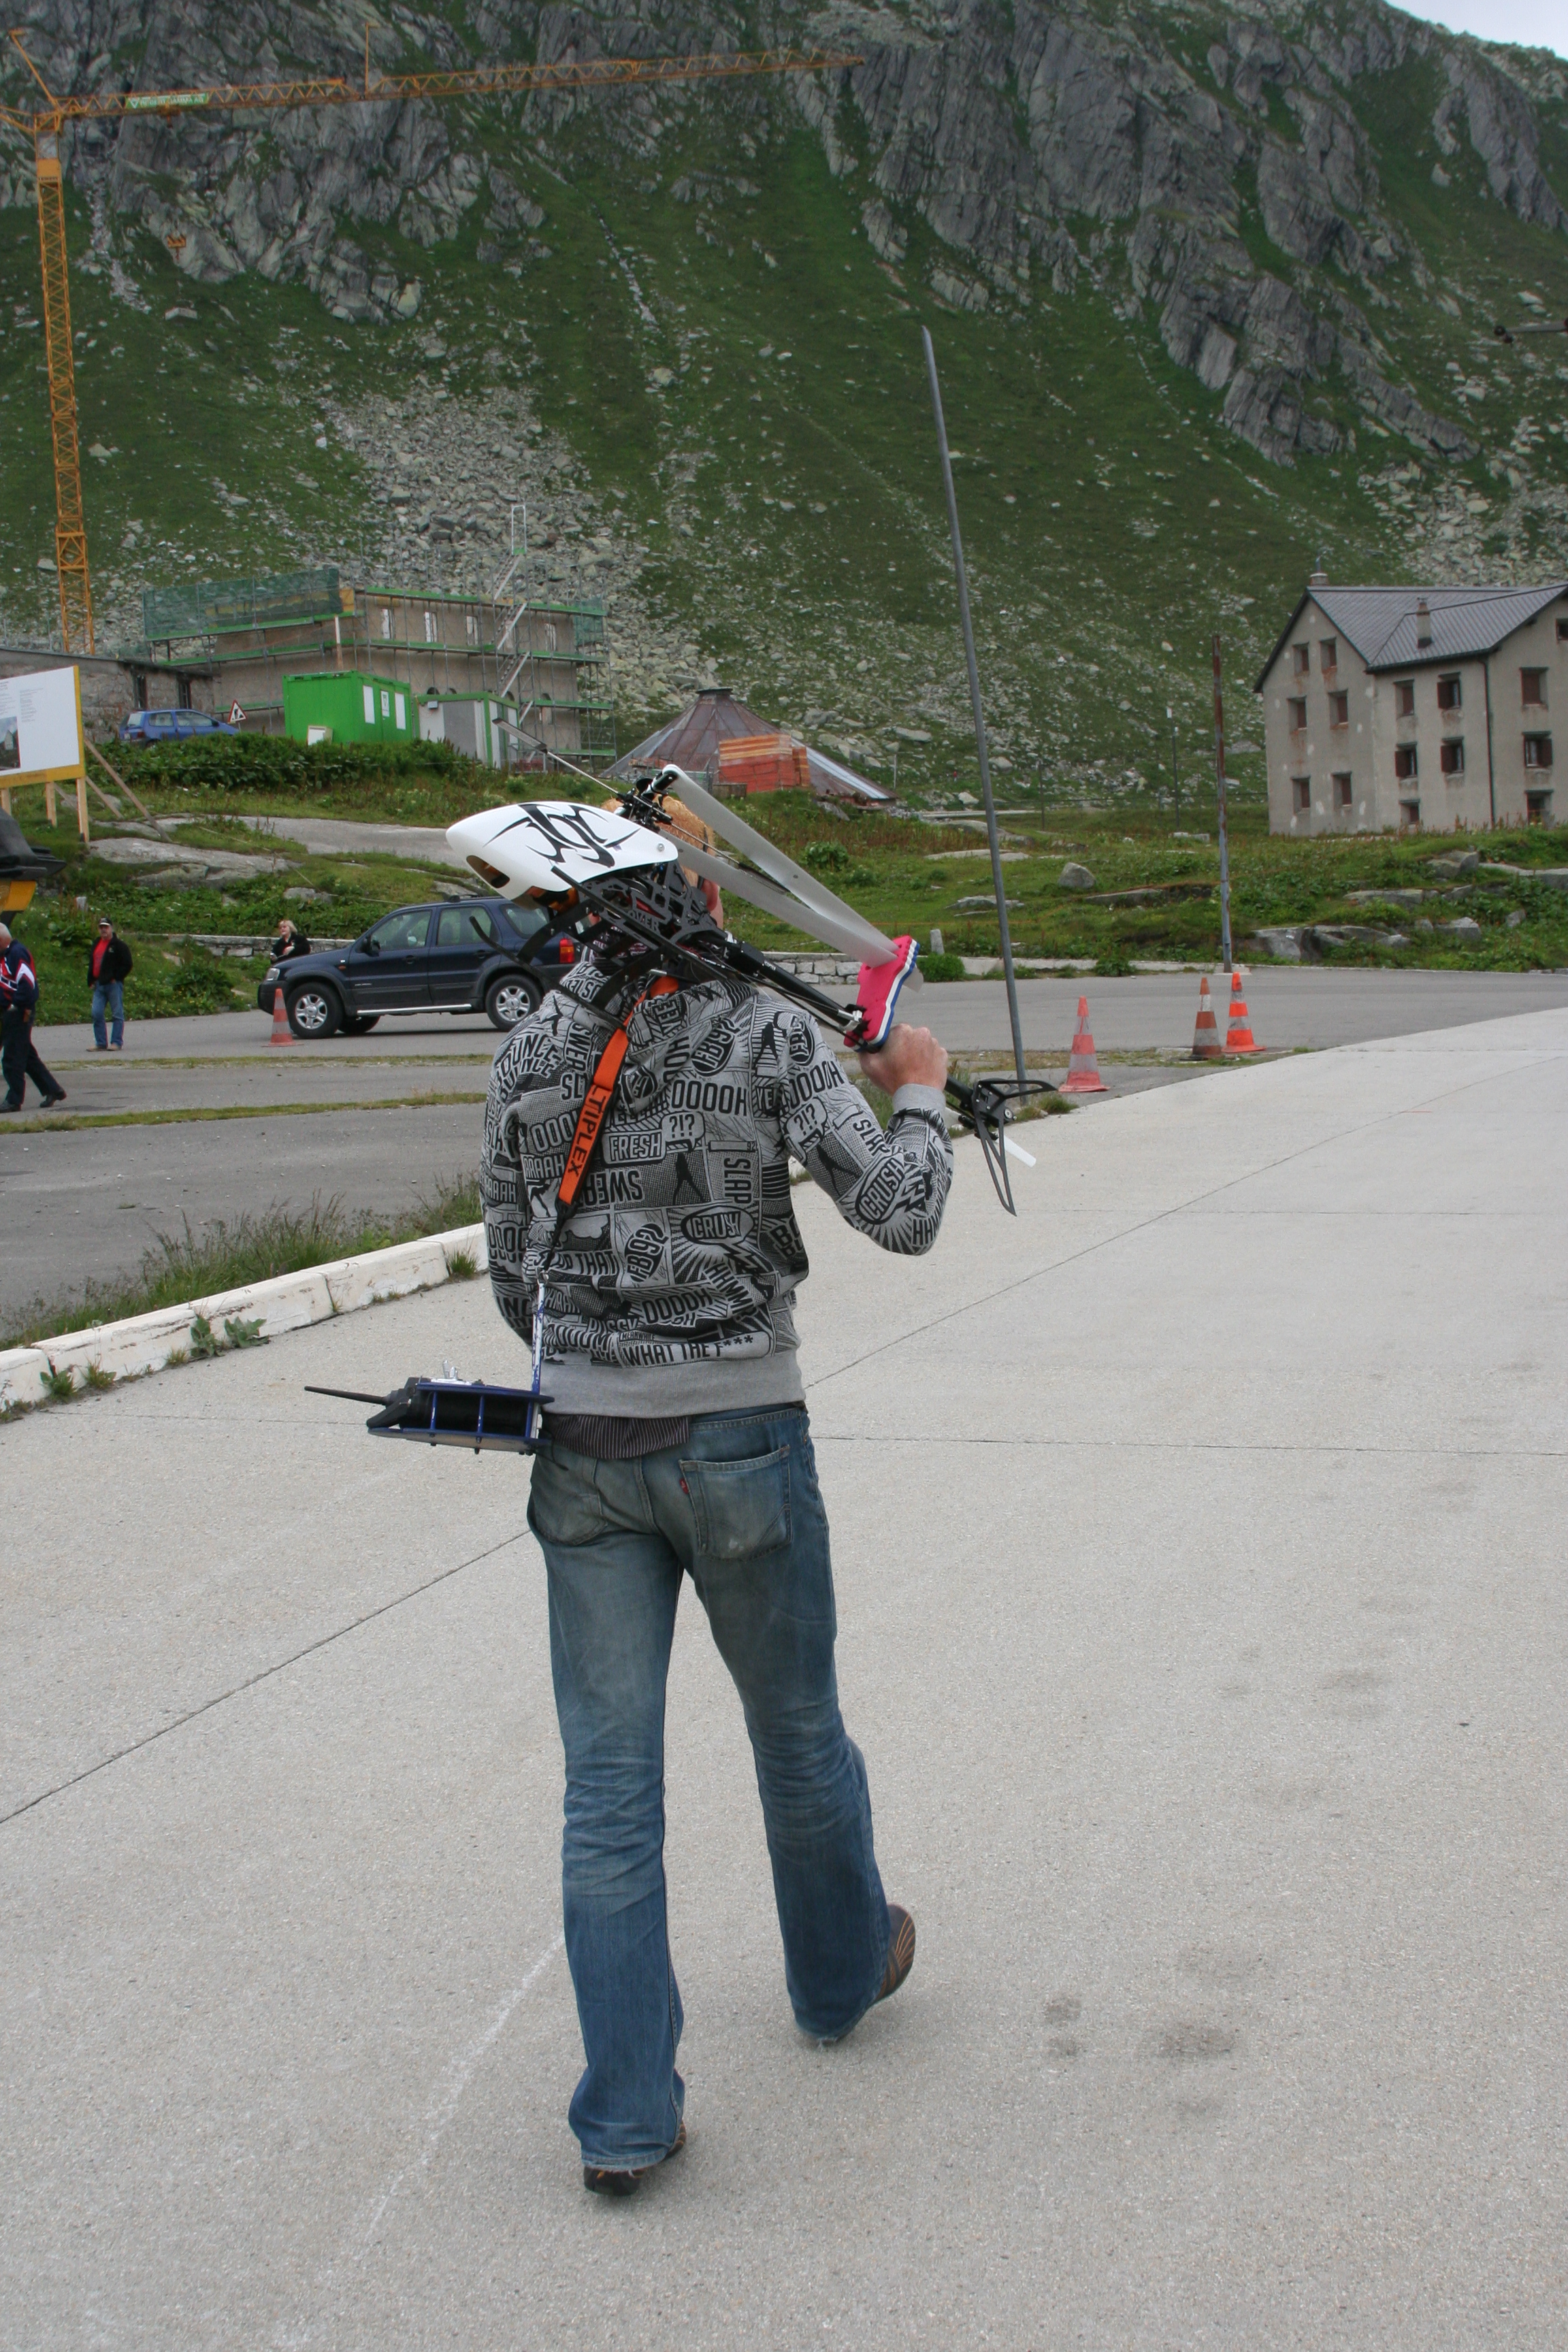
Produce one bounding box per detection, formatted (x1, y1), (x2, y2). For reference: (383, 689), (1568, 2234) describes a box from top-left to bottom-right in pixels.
(583, 2114), (686, 2198)
(875, 1905), (916, 2004)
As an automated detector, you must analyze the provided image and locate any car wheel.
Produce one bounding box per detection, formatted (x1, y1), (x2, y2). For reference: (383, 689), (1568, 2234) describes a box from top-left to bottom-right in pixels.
(342, 1014), (380, 1034)
(485, 971), (541, 1030)
(286, 983), (342, 1039)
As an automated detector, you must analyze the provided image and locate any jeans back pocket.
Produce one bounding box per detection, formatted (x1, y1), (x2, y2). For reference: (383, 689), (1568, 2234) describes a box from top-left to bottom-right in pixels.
(681, 1446), (792, 1562)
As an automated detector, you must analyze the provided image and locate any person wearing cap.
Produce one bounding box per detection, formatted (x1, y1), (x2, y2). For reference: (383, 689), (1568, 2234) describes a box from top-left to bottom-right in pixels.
(479, 813), (953, 2198)
(87, 917), (133, 1051)
(0, 921), (65, 1109)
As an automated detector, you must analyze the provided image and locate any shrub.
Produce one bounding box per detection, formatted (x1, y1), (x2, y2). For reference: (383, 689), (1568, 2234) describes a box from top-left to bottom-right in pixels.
(168, 951), (241, 1013)
(918, 951), (966, 981)
(109, 732), (496, 798)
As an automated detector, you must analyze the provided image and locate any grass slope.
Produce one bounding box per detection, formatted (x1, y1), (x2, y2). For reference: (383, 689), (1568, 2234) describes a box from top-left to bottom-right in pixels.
(0, 18), (1566, 808)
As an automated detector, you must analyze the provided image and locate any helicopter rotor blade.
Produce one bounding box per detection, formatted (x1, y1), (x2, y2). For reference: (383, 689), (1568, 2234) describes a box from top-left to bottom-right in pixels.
(672, 839), (902, 966)
(658, 764), (907, 969)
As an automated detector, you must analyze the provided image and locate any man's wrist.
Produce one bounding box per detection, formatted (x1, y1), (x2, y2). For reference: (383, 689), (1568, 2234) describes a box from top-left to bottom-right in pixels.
(890, 1082), (948, 1119)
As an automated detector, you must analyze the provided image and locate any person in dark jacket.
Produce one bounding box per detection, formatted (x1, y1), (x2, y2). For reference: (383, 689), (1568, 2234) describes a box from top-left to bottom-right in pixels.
(0, 922), (65, 1109)
(268, 917), (311, 963)
(88, 917), (133, 1051)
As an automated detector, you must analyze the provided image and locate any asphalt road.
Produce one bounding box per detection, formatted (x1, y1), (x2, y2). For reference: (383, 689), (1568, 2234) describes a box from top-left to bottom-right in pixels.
(0, 1107), (483, 1330)
(29, 965), (1568, 1068)
(3, 1008), (1563, 2348)
(8, 969), (1568, 1326)
(229, 811), (469, 868)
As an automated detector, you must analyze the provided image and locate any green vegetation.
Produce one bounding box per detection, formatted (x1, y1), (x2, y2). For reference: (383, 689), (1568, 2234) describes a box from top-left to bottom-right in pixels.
(1, 20), (1565, 800)
(713, 791), (1568, 971)
(1, 1175), (483, 1351)
(5, 734), (1563, 1013)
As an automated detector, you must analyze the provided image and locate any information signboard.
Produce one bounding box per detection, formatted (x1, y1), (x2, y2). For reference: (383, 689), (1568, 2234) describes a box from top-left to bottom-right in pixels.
(0, 665), (85, 785)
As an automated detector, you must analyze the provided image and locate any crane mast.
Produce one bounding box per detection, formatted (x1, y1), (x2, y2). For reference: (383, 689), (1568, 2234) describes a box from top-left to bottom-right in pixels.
(1, 36), (858, 655)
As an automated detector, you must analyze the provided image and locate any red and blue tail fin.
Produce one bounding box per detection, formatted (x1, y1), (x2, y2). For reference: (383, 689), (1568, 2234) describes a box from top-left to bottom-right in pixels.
(852, 935), (919, 1050)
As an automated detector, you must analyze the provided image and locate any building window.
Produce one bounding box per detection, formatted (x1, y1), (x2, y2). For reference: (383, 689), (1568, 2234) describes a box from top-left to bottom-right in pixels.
(424, 610), (437, 644)
(1395, 679), (1416, 719)
(1558, 619), (1568, 642)
(1526, 788), (1554, 821)
(544, 623), (558, 653)
(1292, 777), (1311, 814)
(1399, 798), (1420, 828)
(1333, 772), (1352, 810)
(1320, 637), (1337, 672)
(1437, 673), (1462, 711)
(466, 614), (478, 644)
(1394, 742), (1418, 779)
(1522, 668), (1548, 706)
(1524, 734), (1553, 769)
(380, 608), (392, 640)
(1329, 690), (1349, 725)
(1288, 697), (1307, 732)
(1292, 642), (1309, 677)
(1439, 739), (1465, 775)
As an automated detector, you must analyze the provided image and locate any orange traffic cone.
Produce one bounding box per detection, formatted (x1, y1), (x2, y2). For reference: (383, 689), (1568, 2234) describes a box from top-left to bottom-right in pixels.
(1191, 975), (1223, 1060)
(269, 985), (291, 1046)
(1060, 993), (1107, 1093)
(1224, 970), (1260, 1055)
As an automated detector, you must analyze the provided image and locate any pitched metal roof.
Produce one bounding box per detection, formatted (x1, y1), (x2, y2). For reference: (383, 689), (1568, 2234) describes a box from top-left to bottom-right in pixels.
(1256, 581), (1568, 689)
(611, 685), (890, 802)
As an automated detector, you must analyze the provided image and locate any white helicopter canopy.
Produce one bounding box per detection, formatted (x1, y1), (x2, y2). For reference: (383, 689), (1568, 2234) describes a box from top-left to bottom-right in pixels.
(446, 800), (679, 899)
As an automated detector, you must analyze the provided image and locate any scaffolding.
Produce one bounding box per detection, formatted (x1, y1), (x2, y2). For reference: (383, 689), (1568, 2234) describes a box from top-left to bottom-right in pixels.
(120, 568), (617, 769)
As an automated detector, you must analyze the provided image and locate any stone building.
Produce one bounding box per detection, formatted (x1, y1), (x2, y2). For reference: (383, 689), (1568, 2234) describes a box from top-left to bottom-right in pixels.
(1256, 574), (1568, 834)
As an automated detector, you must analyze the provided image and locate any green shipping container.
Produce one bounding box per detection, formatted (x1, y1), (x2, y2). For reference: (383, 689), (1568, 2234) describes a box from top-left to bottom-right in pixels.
(282, 671), (418, 747)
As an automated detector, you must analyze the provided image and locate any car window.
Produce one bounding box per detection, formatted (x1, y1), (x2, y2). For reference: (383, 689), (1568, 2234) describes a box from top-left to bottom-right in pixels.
(435, 905), (501, 947)
(367, 909), (431, 952)
(497, 900), (547, 945)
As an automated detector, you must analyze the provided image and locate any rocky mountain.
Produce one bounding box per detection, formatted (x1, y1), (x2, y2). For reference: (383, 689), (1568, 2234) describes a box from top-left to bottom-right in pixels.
(1, 0), (1565, 800)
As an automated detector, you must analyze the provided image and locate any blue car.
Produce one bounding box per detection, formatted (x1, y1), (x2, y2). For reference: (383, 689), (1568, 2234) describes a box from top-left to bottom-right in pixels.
(119, 708), (238, 744)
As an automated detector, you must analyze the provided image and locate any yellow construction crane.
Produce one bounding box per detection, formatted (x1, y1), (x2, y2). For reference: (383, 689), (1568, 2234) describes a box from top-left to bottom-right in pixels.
(1, 31), (858, 655)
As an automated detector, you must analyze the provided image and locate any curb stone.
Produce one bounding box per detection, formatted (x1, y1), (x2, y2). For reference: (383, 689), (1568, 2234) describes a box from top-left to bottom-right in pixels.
(0, 1223), (487, 1415)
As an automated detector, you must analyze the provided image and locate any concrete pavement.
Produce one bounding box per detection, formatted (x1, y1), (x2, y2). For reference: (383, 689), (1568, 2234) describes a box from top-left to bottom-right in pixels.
(2, 1007), (1564, 2347)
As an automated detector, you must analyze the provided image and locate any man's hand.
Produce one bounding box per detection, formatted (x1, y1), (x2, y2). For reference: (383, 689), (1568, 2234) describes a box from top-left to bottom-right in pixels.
(858, 1023), (948, 1094)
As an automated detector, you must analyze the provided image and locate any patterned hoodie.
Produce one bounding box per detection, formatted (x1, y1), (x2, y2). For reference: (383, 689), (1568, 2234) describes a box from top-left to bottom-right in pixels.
(482, 960), (953, 1417)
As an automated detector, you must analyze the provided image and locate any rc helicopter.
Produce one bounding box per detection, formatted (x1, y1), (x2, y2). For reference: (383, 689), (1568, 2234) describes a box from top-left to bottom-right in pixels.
(309, 764), (1058, 1454)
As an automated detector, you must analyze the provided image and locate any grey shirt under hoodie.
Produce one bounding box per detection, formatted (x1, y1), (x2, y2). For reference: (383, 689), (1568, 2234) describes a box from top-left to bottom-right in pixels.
(482, 960), (953, 1417)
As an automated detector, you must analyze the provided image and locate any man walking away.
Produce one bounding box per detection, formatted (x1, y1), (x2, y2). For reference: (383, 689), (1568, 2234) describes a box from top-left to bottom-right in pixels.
(88, 917), (133, 1050)
(0, 922), (65, 1110)
(483, 843), (952, 2198)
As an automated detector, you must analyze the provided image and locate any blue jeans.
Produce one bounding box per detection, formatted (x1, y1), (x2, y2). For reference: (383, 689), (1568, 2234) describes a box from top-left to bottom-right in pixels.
(91, 980), (124, 1048)
(527, 1405), (892, 2169)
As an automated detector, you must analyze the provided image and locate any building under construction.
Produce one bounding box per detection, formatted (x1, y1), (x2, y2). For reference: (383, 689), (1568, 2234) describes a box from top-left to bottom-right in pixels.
(122, 564), (615, 772)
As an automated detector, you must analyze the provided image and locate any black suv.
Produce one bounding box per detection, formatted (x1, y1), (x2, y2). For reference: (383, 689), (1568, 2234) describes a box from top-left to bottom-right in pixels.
(257, 896), (576, 1039)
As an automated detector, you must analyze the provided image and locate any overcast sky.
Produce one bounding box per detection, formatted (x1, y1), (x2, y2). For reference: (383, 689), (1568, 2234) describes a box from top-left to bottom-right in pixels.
(1399, 1), (1568, 58)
